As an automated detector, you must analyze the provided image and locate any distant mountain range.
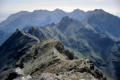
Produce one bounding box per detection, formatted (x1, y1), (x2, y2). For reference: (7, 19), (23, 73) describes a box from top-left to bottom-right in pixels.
(0, 9), (120, 45)
(0, 9), (120, 80)
(0, 9), (86, 32)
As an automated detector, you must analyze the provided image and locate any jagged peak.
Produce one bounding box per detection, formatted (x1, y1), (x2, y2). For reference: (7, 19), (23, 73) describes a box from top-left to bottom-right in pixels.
(87, 9), (106, 15)
(54, 8), (64, 12)
(59, 16), (80, 25)
(13, 28), (26, 37)
(57, 16), (80, 31)
(10, 28), (40, 43)
(15, 28), (22, 33)
(94, 9), (105, 12)
(57, 16), (73, 28)
(94, 9), (106, 13)
(72, 9), (85, 13)
(14, 28), (29, 36)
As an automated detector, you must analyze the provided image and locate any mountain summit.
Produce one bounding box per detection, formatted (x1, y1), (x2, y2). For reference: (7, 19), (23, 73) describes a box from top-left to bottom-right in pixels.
(0, 29), (39, 69)
(0, 9), (120, 80)
(0, 9), (92, 32)
(0, 29), (106, 80)
(0, 9), (120, 46)
(23, 16), (118, 80)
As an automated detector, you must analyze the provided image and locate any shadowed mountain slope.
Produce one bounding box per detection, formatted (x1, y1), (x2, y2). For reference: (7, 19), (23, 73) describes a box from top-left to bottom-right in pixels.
(24, 17), (119, 80)
(86, 9), (120, 38)
(0, 29), (39, 70)
(0, 29), (106, 80)
(0, 9), (120, 45)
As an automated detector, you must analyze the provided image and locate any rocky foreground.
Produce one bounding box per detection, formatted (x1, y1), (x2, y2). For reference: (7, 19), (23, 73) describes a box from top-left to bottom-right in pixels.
(0, 29), (106, 80)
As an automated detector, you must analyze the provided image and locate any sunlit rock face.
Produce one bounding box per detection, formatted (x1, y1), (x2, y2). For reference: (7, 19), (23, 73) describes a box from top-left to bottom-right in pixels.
(0, 29), (106, 80)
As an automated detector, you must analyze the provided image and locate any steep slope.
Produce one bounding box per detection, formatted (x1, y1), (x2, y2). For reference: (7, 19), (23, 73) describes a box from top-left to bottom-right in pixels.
(25, 16), (115, 58)
(0, 9), (120, 45)
(0, 30), (106, 80)
(0, 29), (40, 79)
(106, 41), (120, 80)
(0, 9), (120, 80)
(86, 9), (120, 39)
(68, 9), (86, 21)
(0, 29), (39, 70)
(0, 30), (10, 45)
(24, 17), (117, 79)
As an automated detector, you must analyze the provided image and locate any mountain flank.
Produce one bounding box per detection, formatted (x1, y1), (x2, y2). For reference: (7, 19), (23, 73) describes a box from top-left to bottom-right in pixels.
(0, 29), (106, 80)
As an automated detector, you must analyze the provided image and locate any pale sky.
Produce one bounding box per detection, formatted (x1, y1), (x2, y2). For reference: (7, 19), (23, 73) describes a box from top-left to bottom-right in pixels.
(0, 0), (120, 22)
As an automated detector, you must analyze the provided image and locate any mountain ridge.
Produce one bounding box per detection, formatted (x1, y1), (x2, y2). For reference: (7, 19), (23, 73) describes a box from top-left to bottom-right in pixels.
(0, 29), (106, 80)
(0, 9), (120, 80)
(0, 9), (107, 32)
(0, 8), (120, 46)
(23, 16), (118, 80)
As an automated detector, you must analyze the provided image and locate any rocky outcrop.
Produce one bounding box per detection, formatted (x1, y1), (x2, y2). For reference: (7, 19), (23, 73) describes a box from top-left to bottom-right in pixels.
(0, 29), (39, 80)
(24, 16), (117, 79)
(28, 59), (106, 80)
(0, 29), (106, 80)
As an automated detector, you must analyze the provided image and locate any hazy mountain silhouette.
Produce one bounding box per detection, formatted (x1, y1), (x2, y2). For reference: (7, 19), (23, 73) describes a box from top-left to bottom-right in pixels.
(0, 9), (120, 80)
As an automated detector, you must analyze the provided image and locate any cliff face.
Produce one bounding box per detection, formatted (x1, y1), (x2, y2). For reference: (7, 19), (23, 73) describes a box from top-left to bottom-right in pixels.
(0, 29), (39, 69)
(0, 29), (106, 80)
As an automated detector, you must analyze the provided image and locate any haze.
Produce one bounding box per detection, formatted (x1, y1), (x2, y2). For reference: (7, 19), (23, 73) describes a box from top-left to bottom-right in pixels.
(0, 0), (120, 22)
